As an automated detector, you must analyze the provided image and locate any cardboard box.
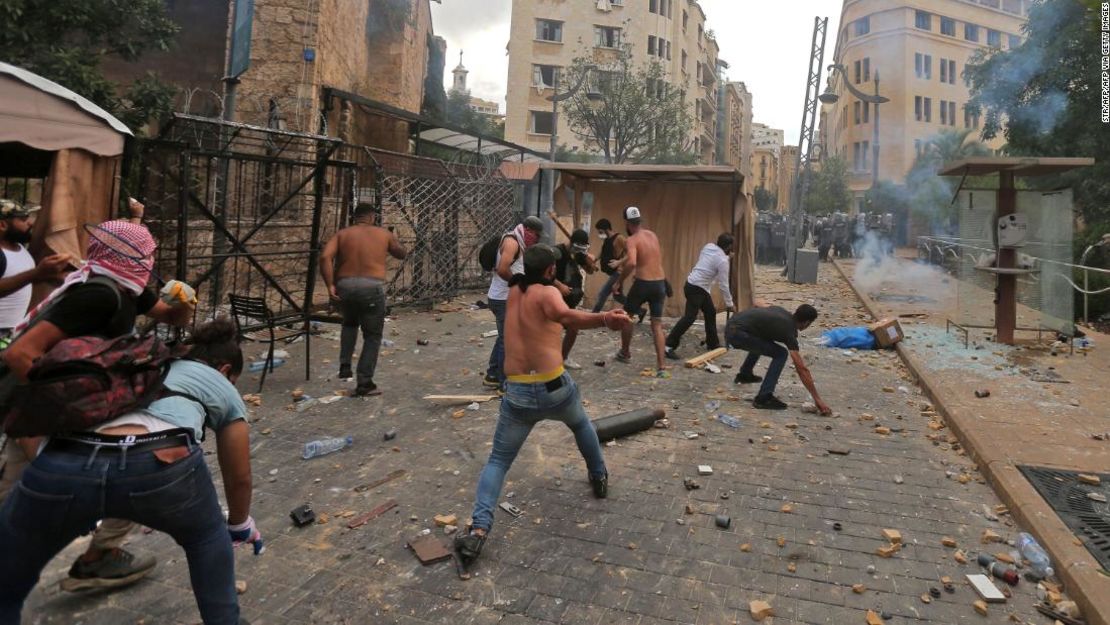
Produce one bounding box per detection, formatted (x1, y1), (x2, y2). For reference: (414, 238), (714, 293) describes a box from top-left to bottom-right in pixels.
(869, 318), (904, 349)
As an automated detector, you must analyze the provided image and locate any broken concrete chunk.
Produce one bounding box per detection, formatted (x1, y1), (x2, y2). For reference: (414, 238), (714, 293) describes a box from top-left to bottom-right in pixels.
(1077, 473), (1101, 486)
(852, 583), (866, 594)
(874, 426), (892, 435)
(973, 599), (988, 616)
(882, 529), (902, 545)
(920, 593), (932, 604)
(781, 504), (794, 514)
(942, 537), (958, 548)
(876, 544), (901, 558)
(955, 550), (969, 564)
(434, 514), (457, 527)
(777, 536), (786, 548)
(749, 600), (774, 621)
(740, 543), (752, 552)
(866, 609), (885, 625)
(786, 562), (796, 573)
(235, 580), (248, 594)
(698, 465), (713, 476)
(981, 529), (1002, 544)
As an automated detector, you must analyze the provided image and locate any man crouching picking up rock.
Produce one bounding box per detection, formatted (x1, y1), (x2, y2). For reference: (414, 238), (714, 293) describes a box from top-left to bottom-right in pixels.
(455, 245), (631, 569)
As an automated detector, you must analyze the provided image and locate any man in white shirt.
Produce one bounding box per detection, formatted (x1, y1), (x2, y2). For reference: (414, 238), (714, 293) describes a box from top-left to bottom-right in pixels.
(665, 233), (734, 359)
(0, 200), (70, 336)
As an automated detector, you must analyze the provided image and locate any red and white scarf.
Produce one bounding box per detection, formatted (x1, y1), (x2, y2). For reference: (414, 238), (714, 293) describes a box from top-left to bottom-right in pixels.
(13, 221), (157, 336)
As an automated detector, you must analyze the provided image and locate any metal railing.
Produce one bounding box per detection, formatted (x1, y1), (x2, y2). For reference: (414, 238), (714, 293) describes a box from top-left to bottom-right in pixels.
(917, 235), (1110, 324)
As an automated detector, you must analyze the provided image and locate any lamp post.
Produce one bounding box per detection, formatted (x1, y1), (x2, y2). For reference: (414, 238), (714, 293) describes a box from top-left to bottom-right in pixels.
(819, 64), (890, 208)
(541, 65), (599, 241)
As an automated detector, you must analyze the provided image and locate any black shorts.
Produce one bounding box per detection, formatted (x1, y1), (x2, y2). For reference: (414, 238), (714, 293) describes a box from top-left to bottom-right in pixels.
(624, 279), (667, 319)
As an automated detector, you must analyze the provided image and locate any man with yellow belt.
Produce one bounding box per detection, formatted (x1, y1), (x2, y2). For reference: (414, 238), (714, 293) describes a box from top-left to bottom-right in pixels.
(454, 245), (631, 568)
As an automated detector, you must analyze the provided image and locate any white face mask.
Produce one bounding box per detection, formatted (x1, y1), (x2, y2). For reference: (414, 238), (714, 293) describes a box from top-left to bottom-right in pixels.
(597, 233), (608, 240)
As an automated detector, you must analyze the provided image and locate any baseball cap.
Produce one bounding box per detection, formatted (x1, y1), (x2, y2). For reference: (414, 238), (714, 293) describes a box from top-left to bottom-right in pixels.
(0, 199), (39, 219)
(623, 206), (641, 221)
(522, 216), (545, 232)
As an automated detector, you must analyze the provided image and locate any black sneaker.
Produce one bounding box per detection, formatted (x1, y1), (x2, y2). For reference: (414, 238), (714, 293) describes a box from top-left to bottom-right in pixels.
(482, 374), (502, 389)
(590, 473), (608, 499)
(338, 364), (353, 380)
(454, 531), (486, 567)
(664, 347), (681, 361)
(354, 382), (382, 397)
(734, 372), (763, 384)
(60, 549), (156, 592)
(753, 395), (788, 410)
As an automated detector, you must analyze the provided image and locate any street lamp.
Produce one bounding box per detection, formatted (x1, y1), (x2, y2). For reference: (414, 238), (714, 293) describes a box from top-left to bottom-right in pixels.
(819, 64), (890, 206)
(539, 65), (600, 241)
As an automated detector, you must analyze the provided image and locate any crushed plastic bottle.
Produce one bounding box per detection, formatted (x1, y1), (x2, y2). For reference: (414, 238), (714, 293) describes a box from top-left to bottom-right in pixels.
(302, 436), (354, 460)
(705, 400), (721, 413)
(381, 338), (396, 347)
(715, 413), (742, 429)
(1015, 532), (1054, 579)
(294, 396), (319, 413)
(247, 358), (286, 373)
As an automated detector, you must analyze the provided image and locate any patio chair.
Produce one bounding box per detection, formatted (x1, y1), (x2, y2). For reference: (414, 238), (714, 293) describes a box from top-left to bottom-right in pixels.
(228, 294), (310, 392)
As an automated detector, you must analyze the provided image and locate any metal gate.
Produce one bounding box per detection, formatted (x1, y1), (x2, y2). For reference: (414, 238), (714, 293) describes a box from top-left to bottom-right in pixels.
(135, 114), (354, 323)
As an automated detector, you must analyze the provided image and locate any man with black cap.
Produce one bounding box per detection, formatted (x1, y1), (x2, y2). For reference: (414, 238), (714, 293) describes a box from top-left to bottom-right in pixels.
(553, 229), (596, 368)
(591, 218), (626, 312)
(483, 216), (546, 389)
(454, 244), (631, 569)
(726, 302), (831, 414)
(612, 206), (668, 375)
(0, 200), (70, 342)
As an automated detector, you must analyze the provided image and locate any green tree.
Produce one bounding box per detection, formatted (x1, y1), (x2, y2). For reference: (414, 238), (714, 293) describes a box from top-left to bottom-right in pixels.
(803, 155), (852, 215)
(904, 128), (991, 231)
(0, 0), (179, 132)
(445, 89), (503, 139)
(561, 48), (695, 164)
(964, 0), (1109, 227)
(754, 187), (777, 212)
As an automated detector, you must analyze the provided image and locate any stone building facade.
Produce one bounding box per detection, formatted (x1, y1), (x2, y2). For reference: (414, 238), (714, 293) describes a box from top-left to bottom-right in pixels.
(820, 0), (1027, 211)
(718, 80), (754, 202)
(505, 0), (723, 163)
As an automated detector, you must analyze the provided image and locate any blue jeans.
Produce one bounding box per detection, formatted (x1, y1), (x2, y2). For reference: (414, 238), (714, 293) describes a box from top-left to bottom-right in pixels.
(471, 373), (606, 532)
(728, 328), (788, 399)
(0, 445), (238, 625)
(485, 298), (507, 382)
(591, 272), (622, 313)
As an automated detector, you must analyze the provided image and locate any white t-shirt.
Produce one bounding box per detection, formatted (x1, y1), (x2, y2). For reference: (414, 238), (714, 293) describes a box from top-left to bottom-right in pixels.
(486, 232), (526, 301)
(0, 245), (35, 329)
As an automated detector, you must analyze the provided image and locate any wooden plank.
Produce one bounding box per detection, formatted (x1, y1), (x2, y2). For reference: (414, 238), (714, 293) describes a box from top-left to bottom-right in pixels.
(347, 499), (397, 529)
(352, 469), (406, 493)
(684, 347), (728, 369)
(423, 395), (499, 403)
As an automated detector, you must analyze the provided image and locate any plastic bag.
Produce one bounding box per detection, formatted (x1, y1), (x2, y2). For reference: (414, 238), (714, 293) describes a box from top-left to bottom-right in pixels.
(818, 327), (876, 350)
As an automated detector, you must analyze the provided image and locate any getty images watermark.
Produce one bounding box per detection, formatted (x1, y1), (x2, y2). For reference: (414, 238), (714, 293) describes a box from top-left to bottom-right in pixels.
(1103, 2), (1110, 122)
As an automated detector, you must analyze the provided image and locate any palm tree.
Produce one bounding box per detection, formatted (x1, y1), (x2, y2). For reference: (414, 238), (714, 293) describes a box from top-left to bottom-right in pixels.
(905, 129), (992, 233)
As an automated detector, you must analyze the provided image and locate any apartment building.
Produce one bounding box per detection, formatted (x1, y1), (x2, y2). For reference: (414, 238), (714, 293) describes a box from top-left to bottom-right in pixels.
(505, 0), (724, 163)
(718, 81), (754, 184)
(778, 145), (799, 213)
(821, 0), (1028, 211)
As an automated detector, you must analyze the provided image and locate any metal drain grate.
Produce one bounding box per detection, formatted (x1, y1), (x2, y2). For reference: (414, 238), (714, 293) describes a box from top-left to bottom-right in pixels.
(1018, 466), (1110, 570)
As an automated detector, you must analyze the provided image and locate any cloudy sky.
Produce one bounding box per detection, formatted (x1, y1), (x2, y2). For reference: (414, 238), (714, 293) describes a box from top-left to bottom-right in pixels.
(430, 0), (845, 145)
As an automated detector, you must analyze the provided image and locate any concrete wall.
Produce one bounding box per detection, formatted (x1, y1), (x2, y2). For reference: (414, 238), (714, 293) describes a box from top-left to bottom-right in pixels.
(821, 0), (1027, 201)
(101, 0), (229, 119)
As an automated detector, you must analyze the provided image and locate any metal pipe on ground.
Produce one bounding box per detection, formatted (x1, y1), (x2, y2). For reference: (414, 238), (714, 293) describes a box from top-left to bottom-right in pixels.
(592, 408), (665, 442)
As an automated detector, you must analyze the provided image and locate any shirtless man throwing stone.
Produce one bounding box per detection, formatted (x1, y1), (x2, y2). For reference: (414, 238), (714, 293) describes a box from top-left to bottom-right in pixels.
(320, 203), (406, 396)
(614, 206), (668, 374)
(454, 245), (631, 568)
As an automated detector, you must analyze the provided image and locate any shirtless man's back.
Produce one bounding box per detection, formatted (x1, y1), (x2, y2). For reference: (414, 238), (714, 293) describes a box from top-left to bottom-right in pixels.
(320, 205), (406, 395)
(615, 207), (668, 372)
(455, 245), (630, 570)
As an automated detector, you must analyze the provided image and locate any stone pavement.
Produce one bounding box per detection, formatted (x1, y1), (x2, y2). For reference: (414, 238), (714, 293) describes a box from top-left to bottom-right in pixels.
(25, 266), (1072, 625)
(833, 253), (1110, 625)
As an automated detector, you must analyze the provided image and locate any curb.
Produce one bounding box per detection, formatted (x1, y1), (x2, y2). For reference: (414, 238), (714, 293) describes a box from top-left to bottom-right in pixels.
(830, 258), (1109, 625)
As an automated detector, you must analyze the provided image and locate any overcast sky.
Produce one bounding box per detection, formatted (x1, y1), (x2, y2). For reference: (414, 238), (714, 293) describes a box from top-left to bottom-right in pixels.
(430, 0), (845, 145)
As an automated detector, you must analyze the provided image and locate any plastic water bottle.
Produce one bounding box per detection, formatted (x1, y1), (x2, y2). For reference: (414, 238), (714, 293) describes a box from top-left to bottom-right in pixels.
(716, 413), (742, 429)
(1015, 532), (1054, 579)
(248, 358), (286, 373)
(302, 436), (353, 460)
(705, 400), (721, 413)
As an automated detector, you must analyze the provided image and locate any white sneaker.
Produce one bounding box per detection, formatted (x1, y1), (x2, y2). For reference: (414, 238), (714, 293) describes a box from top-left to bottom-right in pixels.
(564, 359), (582, 370)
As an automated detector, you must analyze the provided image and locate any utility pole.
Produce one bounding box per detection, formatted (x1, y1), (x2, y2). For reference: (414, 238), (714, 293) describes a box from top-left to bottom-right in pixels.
(784, 16), (828, 283)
